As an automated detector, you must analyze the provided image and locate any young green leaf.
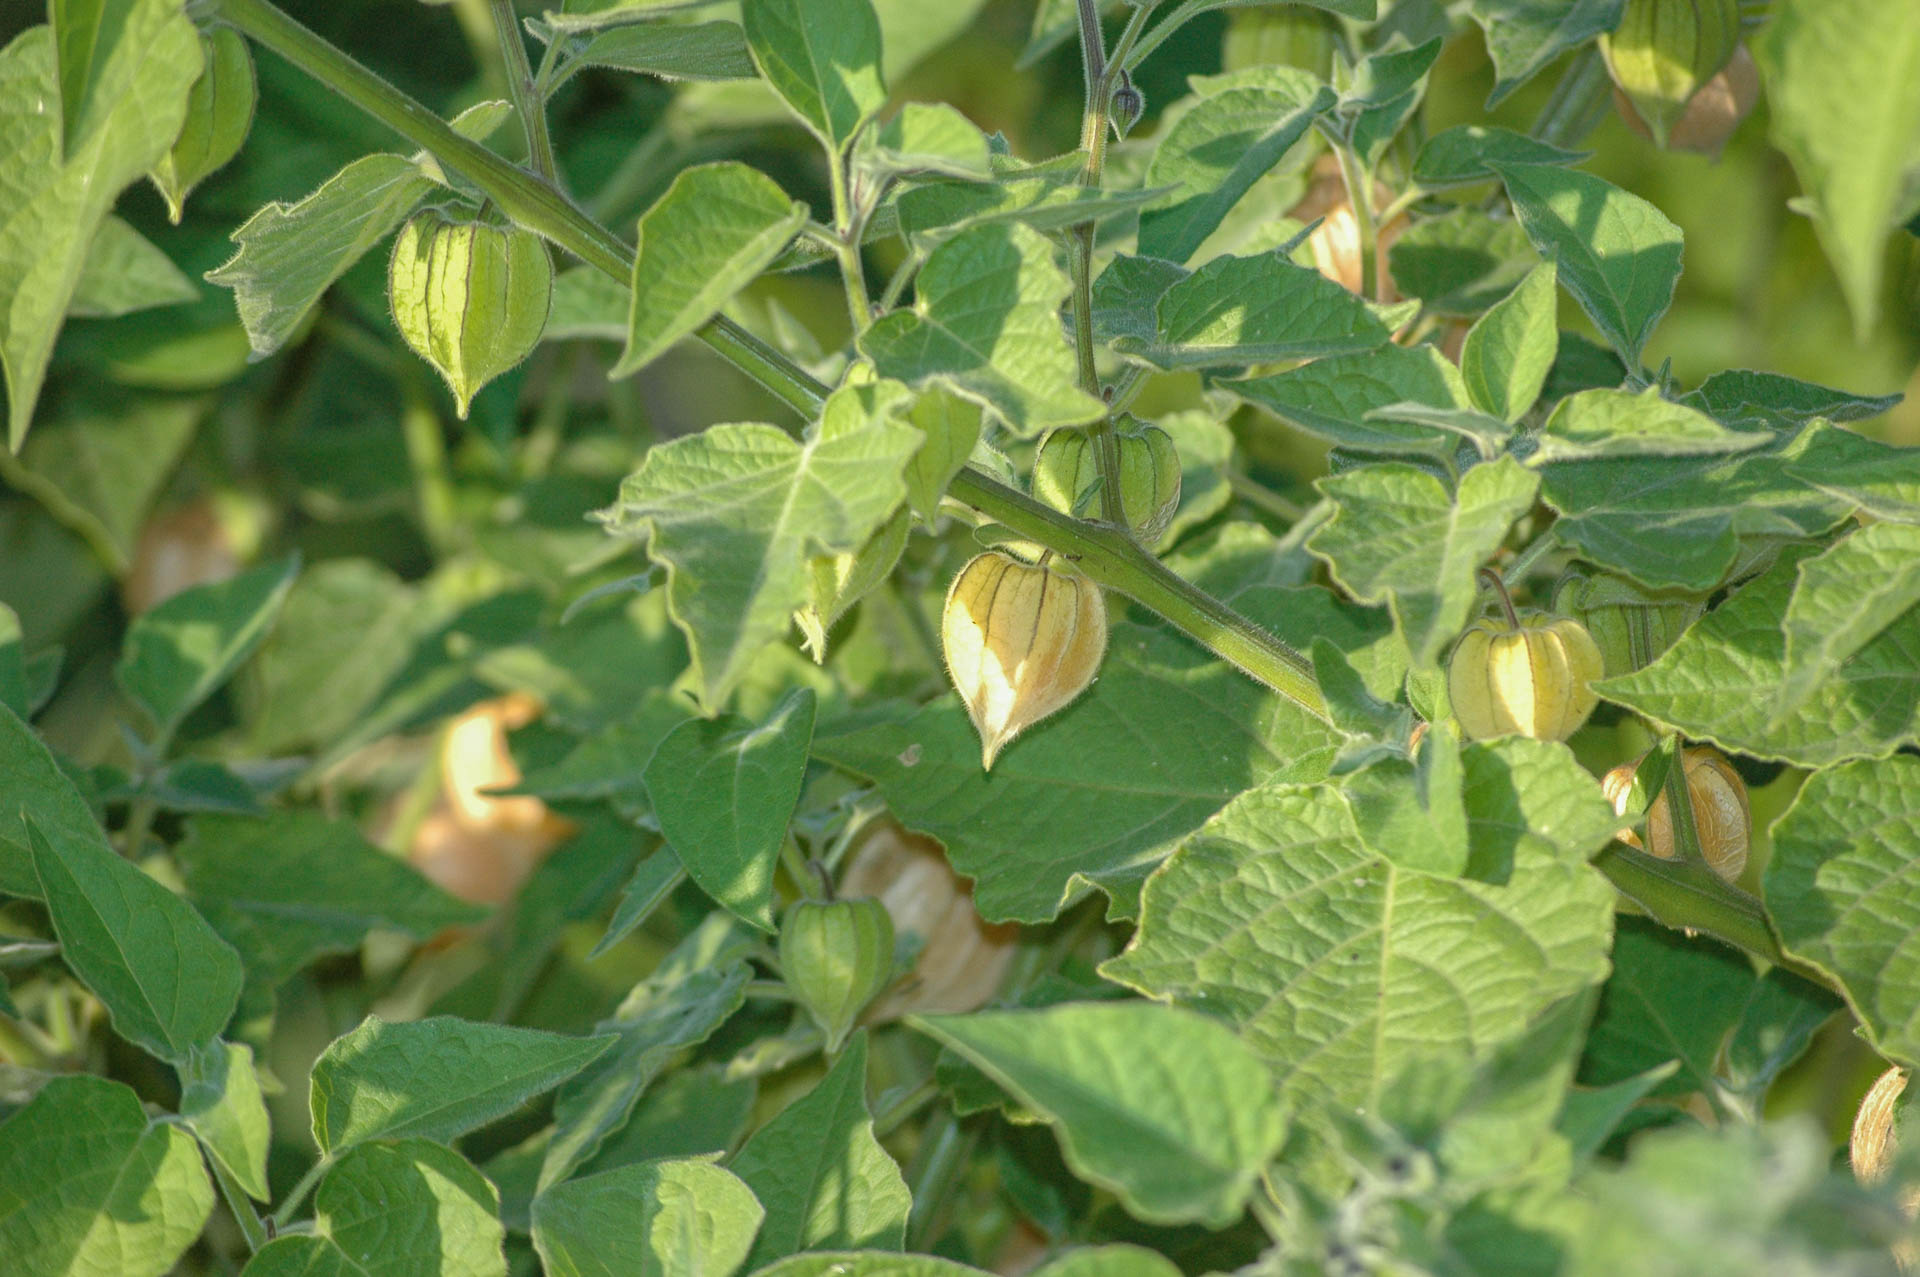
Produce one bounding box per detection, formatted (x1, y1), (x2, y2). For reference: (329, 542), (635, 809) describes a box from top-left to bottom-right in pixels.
(1684, 369), (1902, 432)
(67, 215), (197, 318)
(28, 818), (243, 1064)
(241, 1140), (506, 1277)
(1538, 422), (1854, 591)
(1343, 37), (1443, 167)
(0, 1075), (213, 1277)
(533, 1157), (764, 1277)
(598, 383), (918, 711)
(206, 153), (437, 358)
(1227, 344), (1474, 457)
(1136, 66), (1336, 264)
(1492, 162), (1682, 367)
(179, 1039), (272, 1202)
(175, 811), (486, 992)
(310, 1016), (615, 1155)
(1766, 755), (1920, 1067)
(1102, 784), (1614, 1110)
(1468, 0), (1626, 105)
(1460, 260), (1557, 423)
(1528, 386), (1768, 463)
(755, 1258), (991, 1277)
(862, 101), (993, 179)
(0, 699), (103, 897)
(860, 223), (1105, 435)
(612, 161), (808, 377)
(1387, 207), (1539, 316)
(912, 1002), (1287, 1228)
(1773, 522), (1920, 721)
(645, 686), (815, 932)
(901, 386), (982, 520)
(1599, 547), (1920, 766)
(1307, 455), (1541, 672)
(555, 20), (758, 83)
(742, 0), (887, 154)
(730, 1031), (910, 1265)
(544, 916), (755, 1188)
(813, 622), (1342, 923)
(1, 20), (200, 449)
(115, 554), (298, 747)
(1579, 918), (1765, 1097)
(1754, 0), (1920, 336)
(1412, 125), (1588, 188)
(1113, 252), (1417, 370)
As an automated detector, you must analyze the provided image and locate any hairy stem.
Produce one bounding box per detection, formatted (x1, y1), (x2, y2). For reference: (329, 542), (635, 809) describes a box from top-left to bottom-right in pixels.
(487, 0), (557, 183)
(828, 160), (873, 334)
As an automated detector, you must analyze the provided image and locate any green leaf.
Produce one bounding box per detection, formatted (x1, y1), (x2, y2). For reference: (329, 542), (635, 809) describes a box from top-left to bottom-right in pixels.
(28, 816), (242, 1064)
(2, 19), (198, 449)
(176, 811), (485, 991)
(1579, 918), (1760, 1098)
(1460, 261), (1557, 423)
(1387, 206), (1539, 317)
(207, 153), (435, 358)
(1527, 387), (1769, 464)
(862, 101), (993, 179)
(645, 686), (815, 932)
(1783, 421), (1920, 524)
(68, 215), (196, 317)
(544, 916), (754, 1188)
(1754, 0), (1920, 335)
(895, 173), (1166, 244)
(912, 1002), (1286, 1228)
(0, 603), (22, 719)
(0, 1075), (214, 1277)
(179, 1039), (272, 1202)
(10, 390), (204, 566)
(860, 223), (1105, 435)
(812, 622), (1341, 923)
(1721, 968), (1838, 1097)
(116, 554), (298, 746)
(1028, 1247), (1184, 1277)
(1773, 522), (1920, 721)
(901, 386), (982, 521)
(742, 0), (887, 153)
(1412, 125), (1588, 188)
(1460, 736), (1625, 873)
(1492, 163), (1682, 367)
(1340, 724), (1469, 876)
(560, 20), (758, 82)
(598, 382), (919, 711)
(1307, 456), (1541, 672)
(241, 1140), (505, 1277)
(1102, 783), (1614, 1109)
(731, 1031), (910, 1264)
(533, 1157), (764, 1277)
(1557, 1063), (1679, 1165)
(611, 161), (808, 377)
(1600, 547), (1920, 767)
(1468, 0), (1625, 105)
(1111, 252), (1416, 370)
(1344, 37), (1443, 167)
(1766, 755), (1920, 1067)
(1538, 422), (1854, 591)
(311, 1016), (614, 1155)
(1227, 344), (1474, 457)
(1136, 66), (1335, 264)
(1685, 369), (1901, 431)
(0, 699), (104, 897)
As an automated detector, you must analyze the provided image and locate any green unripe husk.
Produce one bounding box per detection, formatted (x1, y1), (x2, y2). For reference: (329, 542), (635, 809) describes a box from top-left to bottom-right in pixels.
(779, 897), (896, 1053)
(1600, 0), (1741, 148)
(389, 211), (553, 418)
(1553, 568), (1704, 677)
(1032, 418), (1182, 546)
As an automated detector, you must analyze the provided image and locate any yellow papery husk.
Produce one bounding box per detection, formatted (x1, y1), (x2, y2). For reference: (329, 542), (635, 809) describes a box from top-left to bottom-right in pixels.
(942, 551), (1108, 770)
(1448, 614), (1603, 742)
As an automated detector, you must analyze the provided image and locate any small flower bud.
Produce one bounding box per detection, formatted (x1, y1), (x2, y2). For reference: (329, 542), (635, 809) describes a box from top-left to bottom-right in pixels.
(1447, 612), (1603, 742)
(779, 897), (896, 1054)
(389, 211), (553, 418)
(942, 551), (1107, 769)
(1602, 746), (1750, 882)
(1110, 82), (1146, 139)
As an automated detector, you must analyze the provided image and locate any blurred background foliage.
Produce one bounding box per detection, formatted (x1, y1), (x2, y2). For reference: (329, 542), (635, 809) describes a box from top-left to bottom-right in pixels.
(2, 0), (1916, 1182)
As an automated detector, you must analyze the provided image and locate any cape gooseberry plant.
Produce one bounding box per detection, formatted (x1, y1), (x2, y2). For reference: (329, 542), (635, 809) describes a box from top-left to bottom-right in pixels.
(5, 0), (1920, 1272)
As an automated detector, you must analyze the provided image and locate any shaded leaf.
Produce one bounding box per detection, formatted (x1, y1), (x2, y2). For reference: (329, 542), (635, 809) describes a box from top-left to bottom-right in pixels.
(533, 1157), (763, 1277)
(742, 0), (887, 152)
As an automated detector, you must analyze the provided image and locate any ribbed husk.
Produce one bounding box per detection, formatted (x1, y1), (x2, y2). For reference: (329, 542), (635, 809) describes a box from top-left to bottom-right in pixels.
(1447, 614), (1603, 742)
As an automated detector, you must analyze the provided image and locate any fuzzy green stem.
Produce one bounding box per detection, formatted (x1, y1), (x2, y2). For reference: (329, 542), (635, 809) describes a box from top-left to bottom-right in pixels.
(488, 0), (557, 183)
(828, 159), (873, 334)
(1329, 138), (1380, 302)
(1123, 0), (1208, 74)
(1228, 470), (1306, 523)
(206, 1153), (269, 1253)
(271, 1153), (333, 1231)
